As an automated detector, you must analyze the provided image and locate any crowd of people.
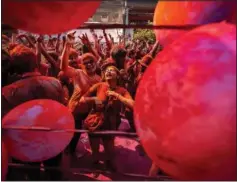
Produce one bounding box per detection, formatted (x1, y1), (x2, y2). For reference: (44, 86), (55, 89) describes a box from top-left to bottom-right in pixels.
(2, 28), (163, 180)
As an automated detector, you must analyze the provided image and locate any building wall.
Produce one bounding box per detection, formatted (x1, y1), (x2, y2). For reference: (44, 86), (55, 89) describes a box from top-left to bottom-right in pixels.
(89, 0), (124, 24)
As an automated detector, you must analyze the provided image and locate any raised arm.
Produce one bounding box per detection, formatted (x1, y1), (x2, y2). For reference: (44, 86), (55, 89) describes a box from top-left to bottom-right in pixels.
(103, 29), (112, 56)
(47, 35), (54, 48)
(16, 34), (36, 49)
(38, 40), (59, 70)
(108, 33), (114, 46)
(60, 32), (77, 78)
(80, 83), (100, 105)
(79, 33), (100, 60)
(55, 34), (61, 54)
(90, 29), (105, 59)
(11, 33), (17, 44)
(149, 41), (161, 58)
(36, 36), (43, 68)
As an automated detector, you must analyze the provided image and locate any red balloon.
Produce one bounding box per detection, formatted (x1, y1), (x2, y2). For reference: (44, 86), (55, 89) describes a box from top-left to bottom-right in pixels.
(2, 0), (101, 34)
(1, 142), (9, 181)
(2, 99), (75, 162)
(134, 22), (236, 180)
(153, 1), (236, 47)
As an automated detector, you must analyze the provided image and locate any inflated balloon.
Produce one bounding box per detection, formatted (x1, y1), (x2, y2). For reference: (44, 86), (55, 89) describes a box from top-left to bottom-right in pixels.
(153, 1), (236, 46)
(2, 99), (75, 162)
(134, 22), (236, 180)
(2, 0), (101, 34)
(1, 142), (9, 181)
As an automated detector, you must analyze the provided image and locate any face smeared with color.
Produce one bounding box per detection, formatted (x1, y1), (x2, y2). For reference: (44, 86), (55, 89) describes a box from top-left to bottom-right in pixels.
(105, 66), (118, 81)
(70, 54), (78, 62)
(82, 58), (96, 74)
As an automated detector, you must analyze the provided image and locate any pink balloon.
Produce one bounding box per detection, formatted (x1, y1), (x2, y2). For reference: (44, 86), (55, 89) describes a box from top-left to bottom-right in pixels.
(134, 22), (236, 180)
(2, 0), (101, 34)
(2, 99), (75, 162)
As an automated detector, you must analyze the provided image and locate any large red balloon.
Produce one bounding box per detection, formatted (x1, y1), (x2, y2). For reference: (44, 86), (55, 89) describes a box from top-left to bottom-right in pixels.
(2, 99), (75, 162)
(153, 1), (236, 47)
(2, 0), (101, 34)
(134, 22), (236, 180)
(1, 142), (9, 181)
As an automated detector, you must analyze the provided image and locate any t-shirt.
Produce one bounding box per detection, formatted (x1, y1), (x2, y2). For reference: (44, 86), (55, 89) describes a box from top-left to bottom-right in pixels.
(67, 68), (101, 115)
(83, 82), (132, 130)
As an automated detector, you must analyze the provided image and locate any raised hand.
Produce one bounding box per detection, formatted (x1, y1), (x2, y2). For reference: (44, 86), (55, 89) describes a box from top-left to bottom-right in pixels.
(98, 36), (103, 43)
(36, 35), (44, 43)
(79, 33), (90, 45)
(106, 90), (120, 99)
(57, 33), (61, 39)
(108, 34), (112, 39)
(78, 34), (86, 44)
(66, 31), (76, 45)
(102, 29), (106, 36)
(62, 35), (66, 42)
(92, 31), (98, 39)
(84, 33), (90, 42)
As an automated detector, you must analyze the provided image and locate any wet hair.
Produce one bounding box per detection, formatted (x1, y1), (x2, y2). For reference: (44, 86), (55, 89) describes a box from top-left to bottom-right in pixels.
(110, 45), (127, 61)
(101, 65), (120, 81)
(9, 44), (37, 74)
(68, 59), (77, 67)
(69, 49), (78, 61)
(81, 53), (97, 63)
(100, 58), (116, 71)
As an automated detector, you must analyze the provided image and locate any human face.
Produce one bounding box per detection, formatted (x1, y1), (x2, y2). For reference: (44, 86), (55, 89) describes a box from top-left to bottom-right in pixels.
(83, 58), (96, 74)
(69, 60), (80, 69)
(104, 66), (118, 81)
(70, 55), (77, 61)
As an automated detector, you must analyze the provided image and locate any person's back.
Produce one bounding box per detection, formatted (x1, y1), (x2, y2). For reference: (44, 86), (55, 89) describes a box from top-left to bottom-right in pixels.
(3, 44), (65, 181)
(2, 73), (64, 117)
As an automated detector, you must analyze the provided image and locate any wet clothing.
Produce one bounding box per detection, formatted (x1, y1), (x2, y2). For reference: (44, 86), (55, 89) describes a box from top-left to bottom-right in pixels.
(2, 72), (65, 117)
(2, 72), (65, 181)
(67, 68), (101, 114)
(83, 82), (133, 131)
(66, 67), (101, 154)
(84, 82), (132, 166)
